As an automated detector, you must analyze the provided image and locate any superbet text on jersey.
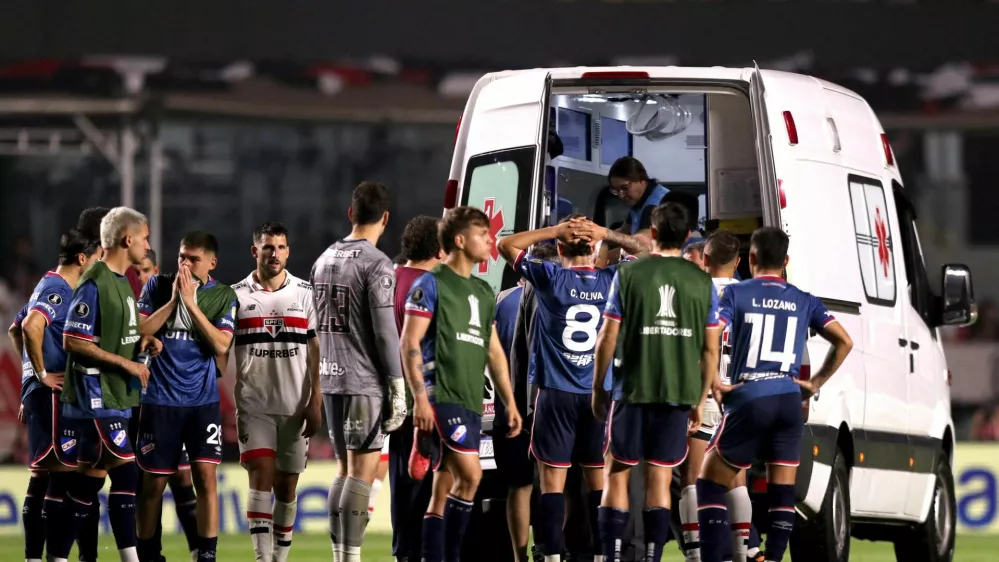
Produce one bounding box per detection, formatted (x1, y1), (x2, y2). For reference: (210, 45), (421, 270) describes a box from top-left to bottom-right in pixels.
(232, 272), (317, 416)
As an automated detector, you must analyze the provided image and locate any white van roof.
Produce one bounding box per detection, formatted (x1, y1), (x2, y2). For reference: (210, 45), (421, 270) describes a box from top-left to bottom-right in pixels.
(479, 66), (866, 102)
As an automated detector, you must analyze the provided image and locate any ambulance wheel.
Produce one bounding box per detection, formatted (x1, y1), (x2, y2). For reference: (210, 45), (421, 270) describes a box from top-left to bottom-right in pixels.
(892, 456), (956, 562)
(789, 447), (850, 562)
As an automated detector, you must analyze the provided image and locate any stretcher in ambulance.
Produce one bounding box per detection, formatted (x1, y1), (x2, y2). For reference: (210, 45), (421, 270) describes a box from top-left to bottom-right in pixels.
(446, 67), (975, 562)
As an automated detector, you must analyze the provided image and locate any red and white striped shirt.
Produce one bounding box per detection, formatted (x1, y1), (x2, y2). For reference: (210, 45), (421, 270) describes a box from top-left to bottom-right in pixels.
(232, 271), (317, 416)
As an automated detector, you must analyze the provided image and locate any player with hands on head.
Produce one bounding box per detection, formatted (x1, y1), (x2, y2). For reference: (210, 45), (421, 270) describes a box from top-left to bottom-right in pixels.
(696, 227), (853, 562)
(496, 214), (646, 562)
(592, 201), (721, 562)
(401, 206), (522, 562)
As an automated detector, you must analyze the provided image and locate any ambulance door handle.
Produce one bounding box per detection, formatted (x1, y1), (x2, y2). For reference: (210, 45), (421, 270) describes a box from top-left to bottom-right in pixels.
(910, 341), (920, 351)
(909, 354), (915, 374)
(898, 338), (908, 347)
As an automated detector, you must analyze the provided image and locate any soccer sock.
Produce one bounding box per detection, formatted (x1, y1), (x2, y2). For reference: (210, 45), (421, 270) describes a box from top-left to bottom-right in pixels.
(78, 499), (102, 562)
(63, 474), (106, 562)
(247, 489), (273, 562)
(764, 484), (796, 562)
(537, 492), (565, 559)
(727, 486), (752, 561)
(748, 524), (762, 557)
(196, 536), (218, 562)
(272, 499), (297, 562)
(328, 476), (346, 561)
(421, 514), (445, 562)
(644, 507), (671, 562)
(597, 506), (628, 562)
(173, 483), (200, 554)
(443, 495), (474, 562)
(108, 463), (139, 561)
(586, 490), (604, 562)
(24, 473), (48, 561)
(45, 472), (78, 560)
(680, 485), (701, 561)
(696, 479), (732, 562)
(339, 477), (372, 562)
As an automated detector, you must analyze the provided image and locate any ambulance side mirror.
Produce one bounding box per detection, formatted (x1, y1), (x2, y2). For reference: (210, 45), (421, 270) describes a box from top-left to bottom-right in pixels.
(938, 264), (976, 327)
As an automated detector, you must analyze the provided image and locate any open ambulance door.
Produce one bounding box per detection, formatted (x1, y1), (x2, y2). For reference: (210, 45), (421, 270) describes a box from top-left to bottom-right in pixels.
(749, 64), (785, 232)
(454, 70), (552, 295)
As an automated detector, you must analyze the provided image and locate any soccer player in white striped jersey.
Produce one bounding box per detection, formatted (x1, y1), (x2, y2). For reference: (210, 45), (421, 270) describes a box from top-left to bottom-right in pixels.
(232, 222), (322, 562)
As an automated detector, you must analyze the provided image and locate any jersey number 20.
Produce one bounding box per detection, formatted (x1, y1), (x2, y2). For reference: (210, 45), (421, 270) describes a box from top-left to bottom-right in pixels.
(744, 312), (798, 372)
(563, 304), (600, 352)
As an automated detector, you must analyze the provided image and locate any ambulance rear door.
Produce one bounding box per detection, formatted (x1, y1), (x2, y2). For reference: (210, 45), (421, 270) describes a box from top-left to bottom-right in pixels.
(453, 70), (552, 294)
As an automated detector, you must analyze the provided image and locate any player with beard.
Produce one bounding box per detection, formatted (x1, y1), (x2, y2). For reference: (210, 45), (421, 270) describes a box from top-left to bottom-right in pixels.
(233, 222), (322, 562)
(310, 182), (407, 562)
(135, 231), (237, 562)
(8, 229), (102, 562)
(497, 215), (646, 562)
(402, 206), (523, 562)
(389, 215), (443, 562)
(60, 207), (160, 562)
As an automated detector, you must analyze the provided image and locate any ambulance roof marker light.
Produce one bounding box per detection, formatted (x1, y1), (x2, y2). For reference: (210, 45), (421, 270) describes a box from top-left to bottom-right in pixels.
(783, 111), (799, 146)
(581, 71), (650, 80)
(881, 133), (895, 167)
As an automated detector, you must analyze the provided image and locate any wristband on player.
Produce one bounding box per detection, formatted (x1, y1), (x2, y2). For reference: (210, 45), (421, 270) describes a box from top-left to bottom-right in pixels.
(36, 369), (48, 381)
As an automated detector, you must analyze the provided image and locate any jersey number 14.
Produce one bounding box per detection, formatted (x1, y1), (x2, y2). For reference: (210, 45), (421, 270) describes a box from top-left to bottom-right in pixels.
(744, 312), (798, 372)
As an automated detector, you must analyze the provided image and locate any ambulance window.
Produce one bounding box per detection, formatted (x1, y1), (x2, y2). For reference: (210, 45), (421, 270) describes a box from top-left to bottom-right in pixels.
(894, 181), (935, 332)
(847, 175), (897, 305)
(461, 147), (536, 293)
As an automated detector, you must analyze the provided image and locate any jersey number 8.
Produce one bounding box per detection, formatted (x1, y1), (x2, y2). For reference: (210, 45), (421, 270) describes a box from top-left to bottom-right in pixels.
(744, 312), (798, 372)
(562, 304), (601, 353)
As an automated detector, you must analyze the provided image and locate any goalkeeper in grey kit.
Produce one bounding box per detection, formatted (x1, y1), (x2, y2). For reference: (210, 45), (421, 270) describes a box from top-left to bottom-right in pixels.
(310, 181), (408, 562)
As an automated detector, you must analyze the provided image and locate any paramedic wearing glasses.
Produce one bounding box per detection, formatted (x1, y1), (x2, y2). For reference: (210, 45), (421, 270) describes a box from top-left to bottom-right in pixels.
(608, 157), (669, 234)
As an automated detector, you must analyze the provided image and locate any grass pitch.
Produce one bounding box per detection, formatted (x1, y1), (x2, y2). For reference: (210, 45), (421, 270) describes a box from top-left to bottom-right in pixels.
(4, 532), (994, 561)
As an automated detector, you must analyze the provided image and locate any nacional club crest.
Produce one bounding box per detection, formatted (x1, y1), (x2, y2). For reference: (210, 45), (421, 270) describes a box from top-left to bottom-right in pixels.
(264, 317), (284, 338)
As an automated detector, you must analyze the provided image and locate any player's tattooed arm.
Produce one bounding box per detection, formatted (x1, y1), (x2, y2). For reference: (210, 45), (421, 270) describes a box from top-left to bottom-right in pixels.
(602, 229), (649, 257)
(797, 320), (854, 399)
(7, 321), (23, 357)
(496, 219), (586, 266)
(401, 313), (434, 432)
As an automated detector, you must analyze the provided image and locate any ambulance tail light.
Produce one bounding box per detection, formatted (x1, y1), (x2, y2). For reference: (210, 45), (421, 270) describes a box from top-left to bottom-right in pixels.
(783, 111), (799, 145)
(581, 71), (650, 80)
(444, 179), (458, 210)
(881, 133), (895, 167)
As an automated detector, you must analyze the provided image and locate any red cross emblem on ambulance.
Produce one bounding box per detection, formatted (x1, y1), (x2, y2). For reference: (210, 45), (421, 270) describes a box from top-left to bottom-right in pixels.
(874, 208), (890, 277)
(478, 198), (506, 275)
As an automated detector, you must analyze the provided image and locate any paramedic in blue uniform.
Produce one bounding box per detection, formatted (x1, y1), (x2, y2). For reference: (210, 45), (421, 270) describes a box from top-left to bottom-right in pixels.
(498, 215), (647, 562)
(9, 228), (101, 562)
(607, 157), (669, 235)
(135, 231), (237, 562)
(696, 227), (853, 562)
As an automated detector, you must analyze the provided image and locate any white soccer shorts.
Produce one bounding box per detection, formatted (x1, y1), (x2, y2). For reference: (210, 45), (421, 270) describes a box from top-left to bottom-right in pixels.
(236, 411), (309, 474)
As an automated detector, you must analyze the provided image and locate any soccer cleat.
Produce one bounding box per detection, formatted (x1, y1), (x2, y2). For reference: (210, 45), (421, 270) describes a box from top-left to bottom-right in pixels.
(383, 379), (408, 433)
(408, 427), (434, 481)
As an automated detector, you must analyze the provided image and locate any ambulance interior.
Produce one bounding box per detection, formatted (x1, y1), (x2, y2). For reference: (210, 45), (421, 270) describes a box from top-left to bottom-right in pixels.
(545, 89), (765, 276)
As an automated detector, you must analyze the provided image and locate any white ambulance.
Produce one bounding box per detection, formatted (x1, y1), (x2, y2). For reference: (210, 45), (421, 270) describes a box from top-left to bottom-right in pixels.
(448, 67), (975, 562)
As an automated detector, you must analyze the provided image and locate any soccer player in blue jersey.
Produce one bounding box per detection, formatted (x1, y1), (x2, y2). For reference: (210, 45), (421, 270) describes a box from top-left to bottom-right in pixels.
(497, 215), (647, 562)
(7, 228), (101, 562)
(61, 207), (160, 562)
(135, 231), (237, 562)
(696, 227), (853, 562)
